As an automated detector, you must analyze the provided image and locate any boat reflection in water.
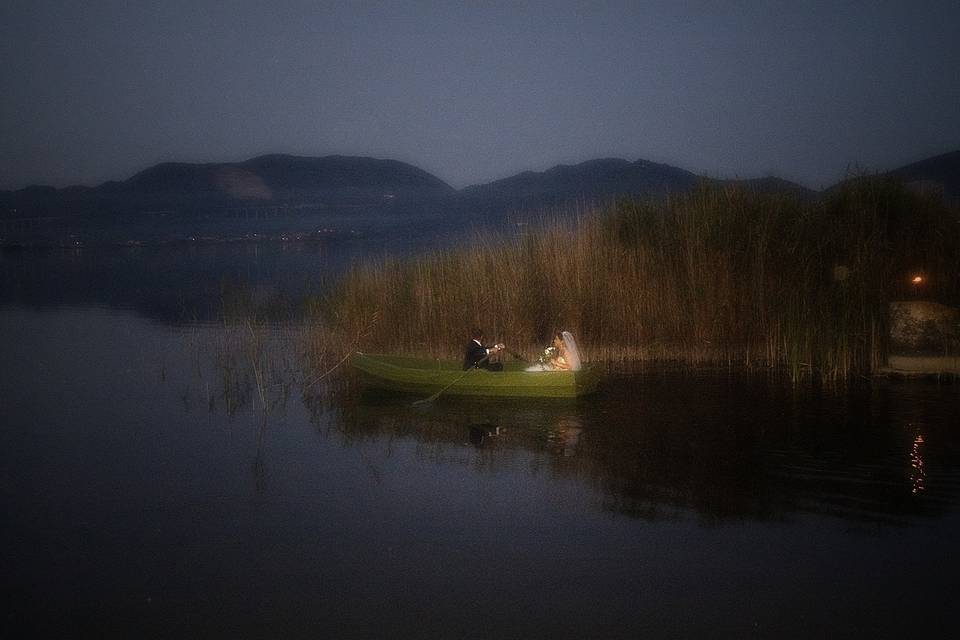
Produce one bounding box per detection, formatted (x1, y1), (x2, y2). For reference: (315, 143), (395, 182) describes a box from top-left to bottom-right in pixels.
(319, 373), (960, 526)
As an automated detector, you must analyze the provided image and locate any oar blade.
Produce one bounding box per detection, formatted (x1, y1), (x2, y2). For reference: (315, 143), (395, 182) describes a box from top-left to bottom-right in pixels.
(411, 394), (437, 407)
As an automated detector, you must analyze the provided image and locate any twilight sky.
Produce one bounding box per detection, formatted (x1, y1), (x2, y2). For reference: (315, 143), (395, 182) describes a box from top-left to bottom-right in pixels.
(2, 1), (959, 191)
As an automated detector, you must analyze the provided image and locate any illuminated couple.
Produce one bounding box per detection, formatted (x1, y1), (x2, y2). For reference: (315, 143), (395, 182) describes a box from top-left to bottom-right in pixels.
(526, 331), (582, 371)
(462, 328), (581, 372)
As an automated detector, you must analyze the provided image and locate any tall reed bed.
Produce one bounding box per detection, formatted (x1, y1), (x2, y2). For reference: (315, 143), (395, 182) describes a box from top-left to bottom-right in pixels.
(315, 177), (959, 380)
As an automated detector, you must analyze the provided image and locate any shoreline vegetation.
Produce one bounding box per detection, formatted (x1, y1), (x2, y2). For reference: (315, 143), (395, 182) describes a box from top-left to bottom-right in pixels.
(309, 177), (959, 382)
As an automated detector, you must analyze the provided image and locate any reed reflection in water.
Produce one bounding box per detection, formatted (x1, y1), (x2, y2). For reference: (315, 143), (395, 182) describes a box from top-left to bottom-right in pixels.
(326, 373), (960, 527)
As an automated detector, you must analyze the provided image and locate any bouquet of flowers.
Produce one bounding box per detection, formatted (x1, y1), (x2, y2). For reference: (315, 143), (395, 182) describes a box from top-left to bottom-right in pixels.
(537, 346), (559, 366)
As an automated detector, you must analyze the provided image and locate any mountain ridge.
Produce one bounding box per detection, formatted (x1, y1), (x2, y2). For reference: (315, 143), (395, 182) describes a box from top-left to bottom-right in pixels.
(2, 150), (957, 220)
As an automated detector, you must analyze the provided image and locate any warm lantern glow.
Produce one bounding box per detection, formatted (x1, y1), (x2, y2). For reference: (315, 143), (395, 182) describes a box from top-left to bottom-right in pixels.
(911, 275), (924, 284)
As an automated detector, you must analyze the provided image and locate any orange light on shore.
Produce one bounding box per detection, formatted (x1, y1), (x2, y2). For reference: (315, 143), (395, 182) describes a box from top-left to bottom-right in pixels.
(911, 275), (924, 285)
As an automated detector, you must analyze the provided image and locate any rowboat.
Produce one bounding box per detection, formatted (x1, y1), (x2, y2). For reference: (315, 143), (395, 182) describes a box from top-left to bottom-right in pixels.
(351, 352), (602, 398)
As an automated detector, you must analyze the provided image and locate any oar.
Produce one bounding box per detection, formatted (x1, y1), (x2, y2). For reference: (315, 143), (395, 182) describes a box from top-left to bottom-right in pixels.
(412, 354), (489, 407)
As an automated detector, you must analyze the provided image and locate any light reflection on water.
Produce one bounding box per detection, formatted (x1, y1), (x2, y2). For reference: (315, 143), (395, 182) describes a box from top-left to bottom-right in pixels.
(333, 376), (960, 527)
(911, 431), (926, 495)
(3, 306), (960, 638)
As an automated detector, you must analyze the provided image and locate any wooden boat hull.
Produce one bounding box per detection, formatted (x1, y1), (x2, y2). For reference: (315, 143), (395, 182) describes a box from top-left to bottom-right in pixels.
(351, 352), (602, 398)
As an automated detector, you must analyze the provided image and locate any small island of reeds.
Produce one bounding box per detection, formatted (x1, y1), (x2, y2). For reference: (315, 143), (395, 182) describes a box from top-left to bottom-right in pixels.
(311, 177), (959, 381)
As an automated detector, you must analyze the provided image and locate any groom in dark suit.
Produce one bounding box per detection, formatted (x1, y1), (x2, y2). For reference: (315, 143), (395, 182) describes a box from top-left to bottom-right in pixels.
(463, 327), (504, 371)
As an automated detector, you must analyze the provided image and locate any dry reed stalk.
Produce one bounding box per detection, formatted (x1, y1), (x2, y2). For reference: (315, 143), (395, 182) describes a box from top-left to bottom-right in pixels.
(308, 178), (958, 382)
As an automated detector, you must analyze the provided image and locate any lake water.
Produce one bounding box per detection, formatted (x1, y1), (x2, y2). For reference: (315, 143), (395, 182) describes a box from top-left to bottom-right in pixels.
(2, 243), (959, 638)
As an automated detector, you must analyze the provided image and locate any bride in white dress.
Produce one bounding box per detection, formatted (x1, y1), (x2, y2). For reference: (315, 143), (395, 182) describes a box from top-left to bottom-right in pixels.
(526, 331), (582, 372)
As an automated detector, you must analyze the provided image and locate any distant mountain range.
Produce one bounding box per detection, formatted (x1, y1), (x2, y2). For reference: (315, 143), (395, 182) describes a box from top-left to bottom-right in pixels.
(0, 155), (454, 220)
(1, 150), (957, 223)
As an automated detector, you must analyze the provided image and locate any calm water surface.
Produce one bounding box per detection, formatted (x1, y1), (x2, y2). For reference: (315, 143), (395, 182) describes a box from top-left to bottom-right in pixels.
(2, 246), (959, 638)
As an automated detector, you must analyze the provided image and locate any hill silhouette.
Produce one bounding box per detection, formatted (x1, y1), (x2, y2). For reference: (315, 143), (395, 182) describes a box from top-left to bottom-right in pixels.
(464, 158), (698, 199)
(885, 150), (960, 202)
(1, 150), (956, 230)
(122, 154), (454, 199)
(1, 155), (455, 219)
